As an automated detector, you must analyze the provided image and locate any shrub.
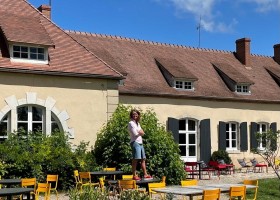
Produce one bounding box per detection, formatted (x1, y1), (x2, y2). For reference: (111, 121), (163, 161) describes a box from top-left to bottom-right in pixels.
(93, 104), (186, 184)
(210, 150), (232, 164)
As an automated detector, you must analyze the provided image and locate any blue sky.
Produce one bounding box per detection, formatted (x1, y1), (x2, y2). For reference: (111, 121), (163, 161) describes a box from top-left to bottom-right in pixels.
(29, 0), (280, 56)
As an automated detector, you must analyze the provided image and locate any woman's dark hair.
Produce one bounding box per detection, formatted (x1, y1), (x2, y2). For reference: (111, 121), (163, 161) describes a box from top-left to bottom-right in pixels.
(130, 109), (141, 121)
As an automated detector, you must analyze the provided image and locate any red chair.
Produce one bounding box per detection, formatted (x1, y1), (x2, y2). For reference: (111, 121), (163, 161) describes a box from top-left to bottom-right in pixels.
(208, 161), (227, 179)
(185, 162), (199, 179)
(250, 158), (268, 173)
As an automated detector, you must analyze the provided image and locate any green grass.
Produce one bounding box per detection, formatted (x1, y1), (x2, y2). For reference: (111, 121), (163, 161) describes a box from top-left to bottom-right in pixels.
(247, 178), (280, 199)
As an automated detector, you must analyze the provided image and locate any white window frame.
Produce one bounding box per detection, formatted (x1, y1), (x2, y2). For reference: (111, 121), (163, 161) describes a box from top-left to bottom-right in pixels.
(179, 118), (198, 162)
(257, 122), (268, 150)
(226, 122), (238, 150)
(9, 43), (48, 64)
(174, 80), (194, 91)
(235, 84), (250, 94)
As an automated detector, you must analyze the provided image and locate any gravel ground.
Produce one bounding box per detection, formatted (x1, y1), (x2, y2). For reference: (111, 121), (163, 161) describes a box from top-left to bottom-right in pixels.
(50, 167), (279, 200)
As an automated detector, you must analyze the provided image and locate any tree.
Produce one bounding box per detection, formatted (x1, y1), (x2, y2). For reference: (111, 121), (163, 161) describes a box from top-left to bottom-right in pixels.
(93, 104), (186, 184)
(252, 129), (280, 187)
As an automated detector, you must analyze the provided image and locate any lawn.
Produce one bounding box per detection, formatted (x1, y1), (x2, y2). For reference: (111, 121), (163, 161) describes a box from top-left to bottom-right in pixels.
(247, 178), (280, 199)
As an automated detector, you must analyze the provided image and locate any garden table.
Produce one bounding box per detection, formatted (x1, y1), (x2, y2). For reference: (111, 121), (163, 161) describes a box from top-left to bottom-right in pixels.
(0, 179), (22, 188)
(0, 187), (33, 200)
(108, 178), (161, 191)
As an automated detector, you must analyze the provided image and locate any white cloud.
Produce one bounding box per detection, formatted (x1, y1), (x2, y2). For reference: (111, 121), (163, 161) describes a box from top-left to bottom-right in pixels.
(240, 0), (280, 12)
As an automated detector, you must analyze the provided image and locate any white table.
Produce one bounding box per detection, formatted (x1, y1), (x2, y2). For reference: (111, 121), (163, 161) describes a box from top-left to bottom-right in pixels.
(152, 184), (257, 200)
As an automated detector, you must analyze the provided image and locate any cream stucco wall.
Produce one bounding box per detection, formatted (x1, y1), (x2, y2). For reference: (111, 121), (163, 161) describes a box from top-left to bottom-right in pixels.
(120, 95), (280, 165)
(0, 72), (119, 146)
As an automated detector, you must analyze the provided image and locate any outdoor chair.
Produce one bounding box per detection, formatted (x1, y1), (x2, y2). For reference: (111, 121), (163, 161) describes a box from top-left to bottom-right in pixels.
(161, 176), (166, 183)
(181, 179), (198, 186)
(73, 170), (82, 189)
(103, 167), (116, 180)
(243, 179), (258, 200)
(250, 158), (268, 173)
(217, 159), (235, 175)
(275, 158), (280, 169)
(21, 178), (37, 200)
(122, 175), (133, 180)
(148, 182), (166, 199)
(229, 185), (246, 200)
(198, 188), (221, 200)
(237, 159), (252, 173)
(35, 183), (50, 200)
(185, 162), (199, 179)
(79, 172), (99, 189)
(199, 160), (216, 179)
(208, 161), (227, 179)
(46, 174), (58, 200)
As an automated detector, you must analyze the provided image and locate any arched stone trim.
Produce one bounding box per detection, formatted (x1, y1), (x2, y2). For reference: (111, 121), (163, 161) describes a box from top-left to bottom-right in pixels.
(1, 92), (74, 138)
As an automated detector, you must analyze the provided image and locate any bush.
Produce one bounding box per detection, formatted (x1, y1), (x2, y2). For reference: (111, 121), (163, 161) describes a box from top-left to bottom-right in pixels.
(0, 131), (97, 190)
(93, 104), (186, 184)
(210, 150), (232, 164)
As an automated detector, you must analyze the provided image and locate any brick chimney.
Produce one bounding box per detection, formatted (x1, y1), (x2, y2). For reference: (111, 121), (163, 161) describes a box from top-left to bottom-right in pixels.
(273, 44), (280, 64)
(38, 5), (51, 19)
(235, 38), (251, 66)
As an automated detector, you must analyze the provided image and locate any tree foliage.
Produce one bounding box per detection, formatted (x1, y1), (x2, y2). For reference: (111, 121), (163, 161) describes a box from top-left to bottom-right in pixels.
(252, 129), (280, 181)
(93, 104), (186, 184)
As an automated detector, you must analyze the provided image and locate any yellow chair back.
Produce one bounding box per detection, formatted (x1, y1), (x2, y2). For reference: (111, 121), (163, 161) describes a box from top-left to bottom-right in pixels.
(35, 183), (50, 200)
(103, 167), (116, 171)
(229, 185), (246, 200)
(122, 175), (133, 180)
(181, 179), (198, 186)
(161, 176), (166, 183)
(202, 188), (221, 200)
(118, 179), (137, 190)
(74, 170), (81, 189)
(148, 182), (166, 199)
(243, 180), (258, 200)
(21, 178), (37, 193)
(46, 175), (58, 200)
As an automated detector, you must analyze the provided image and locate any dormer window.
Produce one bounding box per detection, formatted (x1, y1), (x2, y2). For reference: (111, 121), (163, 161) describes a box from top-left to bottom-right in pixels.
(174, 80), (194, 90)
(236, 84), (250, 94)
(10, 44), (48, 64)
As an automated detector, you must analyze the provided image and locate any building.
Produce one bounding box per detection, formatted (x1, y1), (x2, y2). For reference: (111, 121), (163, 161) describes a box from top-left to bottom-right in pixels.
(1, 0), (280, 164)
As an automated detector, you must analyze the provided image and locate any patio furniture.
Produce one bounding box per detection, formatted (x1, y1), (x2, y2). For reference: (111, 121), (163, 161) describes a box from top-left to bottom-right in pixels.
(79, 172), (99, 189)
(35, 183), (50, 200)
(0, 179), (22, 188)
(103, 167), (117, 180)
(185, 162), (200, 179)
(229, 185), (246, 200)
(122, 175), (133, 180)
(46, 175), (58, 200)
(181, 179), (198, 186)
(237, 158), (252, 173)
(208, 161), (227, 179)
(148, 182), (166, 199)
(0, 188), (34, 200)
(199, 160), (216, 179)
(21, 178), (36, 200)
(199, 188), (221, 200)
(250, 158), (268, 173)
(243, 179), (258, 200)
(217, 159), (235, 174)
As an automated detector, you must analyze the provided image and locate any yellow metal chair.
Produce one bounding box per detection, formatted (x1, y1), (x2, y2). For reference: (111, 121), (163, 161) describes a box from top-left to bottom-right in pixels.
(118, 179), (138, 191)
(73, 170), (82, 189)
(198, 188), (221, 200)
(21, 178), (37, 200)
(35, 183), (50, 200)
(46, 174), (58, 200)
(243, 180), (258, 200)
(161, 176), (166, 183)
(181, 179), (198, 186)
(79, 172), (99, 189)
(103, 167), (117, 180)
(148, 182), (166, 199)
(229, 185), (246, 200)
(122, 175), (133, 180)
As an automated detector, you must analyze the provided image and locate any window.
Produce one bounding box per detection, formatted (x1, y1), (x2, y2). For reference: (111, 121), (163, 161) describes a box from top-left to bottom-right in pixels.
(257, 123), (267, 149)
(0, 105), (62, 139)
(236, 85), (250, 94)
(226, 122), (238, 150)
(178, 119), (197, 159)
(174, 80), (194, 90)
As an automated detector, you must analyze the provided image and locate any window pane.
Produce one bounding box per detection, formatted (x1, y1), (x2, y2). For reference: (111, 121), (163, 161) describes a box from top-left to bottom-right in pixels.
(179, 146), (186, 156)
(179, 134), (186, 144)
(21, 52), (28, 58)
(18, 106), (28, 121)
(13, 45), (20, 51)
(38, 54), (45, 60)
(0, 122), (7, 137)
(18, 122), (28, 133)
(226, 140), (229, 148)
(226, 123), (229, 131)
(32, 107), (42, 121)
(179, 120), (186, 130)
(51, 122), (59, 133)
(188, 120), (195, 131)
(226, 131), (229, 139)
(232, 140), (237, 148)
(232, 132), (236, 139)
(38, 48), (44, 54)
(32, 123), (42, 132)
(30, 47), (37, 53)
(189, 134), (195, 144)
(232, 124), (236, 131)
(188, 146), (196, 156)
(30, 53), (37, 59)
(13, 52), (20, 58)
(262, 124), (266, 132)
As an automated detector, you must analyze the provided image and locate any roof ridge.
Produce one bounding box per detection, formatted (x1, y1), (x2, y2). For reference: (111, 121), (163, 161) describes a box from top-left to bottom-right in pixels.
(64, 30), (234, 54)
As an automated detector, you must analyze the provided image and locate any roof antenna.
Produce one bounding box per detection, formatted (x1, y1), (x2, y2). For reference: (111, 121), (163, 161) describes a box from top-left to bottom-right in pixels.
(197, 15), (202, 48)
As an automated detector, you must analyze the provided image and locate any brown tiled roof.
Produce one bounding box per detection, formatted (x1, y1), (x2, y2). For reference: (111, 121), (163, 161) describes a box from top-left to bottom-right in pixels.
(155, 57), (198, 80)
(0, 0), (122, 79)
(67, 31), (280, 103)
(212, 62), (254, 84)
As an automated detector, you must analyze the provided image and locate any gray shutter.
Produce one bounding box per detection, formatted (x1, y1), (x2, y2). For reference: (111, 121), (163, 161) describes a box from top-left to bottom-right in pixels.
(167, 117), (179, 143)
(270, 122), (277, 151)
(250, 122), (258, 150)
(219, 121), (226, 150)
(200, 119), (211, 163)
(240, 122), (248, 151)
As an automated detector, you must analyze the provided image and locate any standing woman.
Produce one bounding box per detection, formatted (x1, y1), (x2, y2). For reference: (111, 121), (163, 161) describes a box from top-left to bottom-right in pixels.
(128, 109), (152, 180)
